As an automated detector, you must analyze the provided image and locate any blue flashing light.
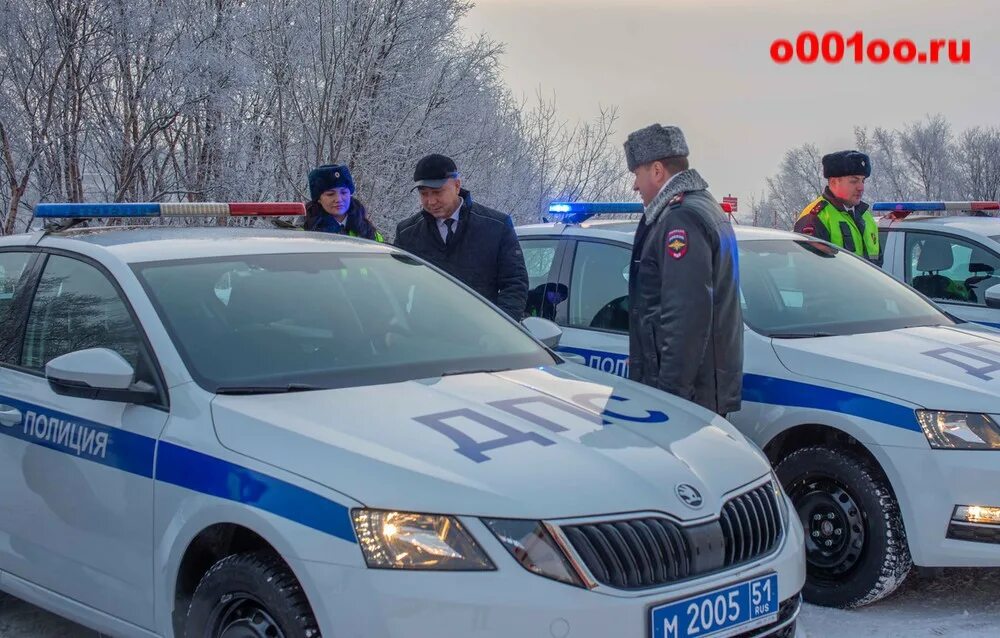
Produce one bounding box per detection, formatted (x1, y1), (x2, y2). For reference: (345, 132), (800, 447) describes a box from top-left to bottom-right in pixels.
(37, 203), (161, 218)
(546, 201), (644, 224)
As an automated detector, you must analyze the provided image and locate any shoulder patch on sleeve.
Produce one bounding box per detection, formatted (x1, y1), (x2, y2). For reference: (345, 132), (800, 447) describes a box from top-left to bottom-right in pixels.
(666, 229), (688, 259)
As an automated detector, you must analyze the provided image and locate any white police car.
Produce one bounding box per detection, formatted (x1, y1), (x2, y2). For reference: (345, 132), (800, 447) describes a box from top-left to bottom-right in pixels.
(873, 201), (1000, 329)
(518, 202), (1000, 609)
(0, 203), (804, 638)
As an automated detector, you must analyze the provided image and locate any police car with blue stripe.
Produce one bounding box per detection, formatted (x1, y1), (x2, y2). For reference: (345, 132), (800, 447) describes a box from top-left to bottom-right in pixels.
(518, 201), (1000, 610)
(873, 201), (1000, 330)
(0, 203), (804, 638)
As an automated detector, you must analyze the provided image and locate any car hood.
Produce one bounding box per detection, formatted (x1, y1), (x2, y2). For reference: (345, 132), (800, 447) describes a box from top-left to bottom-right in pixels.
(211, 364), (770, 520)
(771, 325), (1000, 413)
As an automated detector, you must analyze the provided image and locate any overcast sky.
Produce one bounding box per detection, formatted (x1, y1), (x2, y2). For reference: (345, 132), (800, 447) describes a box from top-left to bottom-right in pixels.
(464, 0), (998, 208)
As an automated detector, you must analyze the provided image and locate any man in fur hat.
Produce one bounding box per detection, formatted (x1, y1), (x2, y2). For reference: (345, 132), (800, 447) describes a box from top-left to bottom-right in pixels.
(794, 150), (879, 262)
(624, 124), (743, 417)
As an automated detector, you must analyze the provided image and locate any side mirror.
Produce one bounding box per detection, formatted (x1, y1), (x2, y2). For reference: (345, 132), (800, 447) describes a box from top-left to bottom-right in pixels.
(521, 316), (563, 349)
(986, 283), (1000, 310)
(46, 348), (158, 404)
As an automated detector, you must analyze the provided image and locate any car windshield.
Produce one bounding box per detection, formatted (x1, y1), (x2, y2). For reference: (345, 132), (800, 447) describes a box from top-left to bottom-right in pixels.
(739, 239), (954, 338)
(133, 252), (555, 392)
(991, 235), (1000, 243)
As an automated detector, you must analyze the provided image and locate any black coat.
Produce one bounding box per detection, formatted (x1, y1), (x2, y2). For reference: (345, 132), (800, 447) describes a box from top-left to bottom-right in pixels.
(394, 190), (528, 320)
(628, 170), (743, 416)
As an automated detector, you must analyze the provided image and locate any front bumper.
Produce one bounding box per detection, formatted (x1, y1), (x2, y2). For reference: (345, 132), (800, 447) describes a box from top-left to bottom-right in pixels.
(884, 446), (1000, 566)
(298, 498), (806, 638)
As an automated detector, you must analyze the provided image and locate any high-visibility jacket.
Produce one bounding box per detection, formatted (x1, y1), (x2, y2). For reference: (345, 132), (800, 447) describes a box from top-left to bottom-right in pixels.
(794, 192), (879, 262)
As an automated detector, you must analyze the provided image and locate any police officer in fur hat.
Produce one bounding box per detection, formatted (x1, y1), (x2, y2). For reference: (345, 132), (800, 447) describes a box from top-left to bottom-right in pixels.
(794, 150), (879, 262)
(304, 164), (384, 241)
(624, 124), (743, 417)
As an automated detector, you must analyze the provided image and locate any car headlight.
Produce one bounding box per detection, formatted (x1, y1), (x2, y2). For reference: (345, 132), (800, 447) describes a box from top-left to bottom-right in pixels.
(916, 411), (1000, 450)
(482, 518), (584, 587)
(352, 509), (494, 570)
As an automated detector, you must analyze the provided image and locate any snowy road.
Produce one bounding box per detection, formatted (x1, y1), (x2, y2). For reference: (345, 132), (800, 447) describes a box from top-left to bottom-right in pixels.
(1, 568), (998, 637)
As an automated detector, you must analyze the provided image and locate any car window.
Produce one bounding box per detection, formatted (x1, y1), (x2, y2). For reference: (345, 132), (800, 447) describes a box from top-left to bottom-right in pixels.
(21, 255), (146, 376)
(0, 251), (34, 364)
(569, 241), (630, 333)
(519, 239), (565, 321)
(740, 239), (951, 337)
(904, 232), (1000, 306)
(133, 252), (555, 392)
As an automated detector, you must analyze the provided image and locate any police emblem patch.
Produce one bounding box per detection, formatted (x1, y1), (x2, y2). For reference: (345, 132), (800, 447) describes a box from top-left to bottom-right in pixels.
(667, 229), (688, 259)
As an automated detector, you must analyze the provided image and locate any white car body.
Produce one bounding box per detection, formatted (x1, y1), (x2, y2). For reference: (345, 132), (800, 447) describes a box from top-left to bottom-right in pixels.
(877, 213), (1000, 329)
(515, 219), (1000, 591)
(0, 225), (804, 638)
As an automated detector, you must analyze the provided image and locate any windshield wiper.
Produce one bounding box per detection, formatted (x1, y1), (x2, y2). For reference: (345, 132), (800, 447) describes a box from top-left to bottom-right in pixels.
(769, 332), (836, 339)
(215, 383), (323, 395)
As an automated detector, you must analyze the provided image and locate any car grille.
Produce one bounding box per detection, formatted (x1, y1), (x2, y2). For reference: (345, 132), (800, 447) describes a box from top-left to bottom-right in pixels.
(561, 482), (784, 590)
(720, 482), (784, 566)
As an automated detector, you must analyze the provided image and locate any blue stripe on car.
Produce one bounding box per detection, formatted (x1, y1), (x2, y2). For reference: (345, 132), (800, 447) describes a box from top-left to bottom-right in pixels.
(557, 347), (921, 433)
(0, 394), (356, 543)
(741, 373), (920, 432)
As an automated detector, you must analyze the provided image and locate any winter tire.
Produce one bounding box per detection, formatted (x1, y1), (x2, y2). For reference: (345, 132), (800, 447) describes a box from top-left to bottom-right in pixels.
(184, 550), (320, 638)
(776, 445), (911, 608)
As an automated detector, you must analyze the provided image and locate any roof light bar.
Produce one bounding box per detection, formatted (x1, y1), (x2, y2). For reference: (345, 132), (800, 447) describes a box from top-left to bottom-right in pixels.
(36, 202), (306, 219)
(872, 201), (1000, 213)
(547, 201), (733, 224)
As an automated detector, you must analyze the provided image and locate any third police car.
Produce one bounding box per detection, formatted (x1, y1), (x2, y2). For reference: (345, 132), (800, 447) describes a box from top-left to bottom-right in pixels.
(519, 202), (1000, 610)
(873, 201), (1000, 329)
(0, 202), (803, 638)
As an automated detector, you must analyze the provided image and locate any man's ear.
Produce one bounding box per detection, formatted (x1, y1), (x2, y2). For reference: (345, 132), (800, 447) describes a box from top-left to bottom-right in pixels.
(653, 160), (669, 183)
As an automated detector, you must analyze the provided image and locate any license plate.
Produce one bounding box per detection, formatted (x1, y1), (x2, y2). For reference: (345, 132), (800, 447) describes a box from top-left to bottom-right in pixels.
(649, 573), (778, 638)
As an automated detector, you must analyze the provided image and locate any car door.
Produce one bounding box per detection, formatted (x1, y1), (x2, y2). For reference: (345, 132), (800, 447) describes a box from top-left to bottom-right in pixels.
(902, 231), (1000, 329)
(0, 251), (168, 630)
(0, 248), (43, 571)
(554, 239), (632, 378)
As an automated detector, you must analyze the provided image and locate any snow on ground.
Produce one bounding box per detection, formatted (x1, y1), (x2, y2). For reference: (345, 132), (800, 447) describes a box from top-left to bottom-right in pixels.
(798, 568), (1000, 637)
(1, 568), (998, 637)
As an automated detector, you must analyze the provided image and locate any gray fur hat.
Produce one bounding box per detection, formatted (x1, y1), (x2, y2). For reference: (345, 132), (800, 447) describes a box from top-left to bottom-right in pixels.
(624, 124), (689, 171)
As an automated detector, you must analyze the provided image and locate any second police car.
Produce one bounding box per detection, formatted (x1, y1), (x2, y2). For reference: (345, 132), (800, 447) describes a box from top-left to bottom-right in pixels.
(519, 201), (1000, 610)
(0, 202), (804, 638)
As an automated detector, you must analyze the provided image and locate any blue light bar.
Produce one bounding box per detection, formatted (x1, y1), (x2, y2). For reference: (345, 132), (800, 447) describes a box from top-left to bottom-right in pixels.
(872, 201), (1000, 213)
(37, 203), (162, 218)
(548, 202), (644, 214)
(546, 201), (643, 224)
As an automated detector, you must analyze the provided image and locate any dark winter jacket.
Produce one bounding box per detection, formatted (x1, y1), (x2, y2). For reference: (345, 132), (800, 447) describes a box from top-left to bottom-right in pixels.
(394, 189), (529, 320)
(628, 169), (744, 416)
(304, 199), (384, 241)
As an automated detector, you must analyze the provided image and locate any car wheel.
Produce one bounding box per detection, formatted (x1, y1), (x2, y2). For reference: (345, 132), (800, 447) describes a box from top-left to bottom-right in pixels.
(184, 550), (320, 638)
(776, 445), (911, 608)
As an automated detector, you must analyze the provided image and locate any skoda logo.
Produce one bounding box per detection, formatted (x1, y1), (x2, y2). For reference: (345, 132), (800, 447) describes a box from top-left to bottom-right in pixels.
(676, 484), (703, 509)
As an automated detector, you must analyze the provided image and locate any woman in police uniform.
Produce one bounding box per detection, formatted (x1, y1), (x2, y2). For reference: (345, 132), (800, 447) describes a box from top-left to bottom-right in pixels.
(304, 164), (384, 241)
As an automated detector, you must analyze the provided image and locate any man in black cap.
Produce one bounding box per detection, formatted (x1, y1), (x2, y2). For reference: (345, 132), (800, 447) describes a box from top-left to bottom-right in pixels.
(794, 150), (880, 262)
(394, 154), (528, 320)
(624, 124), (743, 417)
